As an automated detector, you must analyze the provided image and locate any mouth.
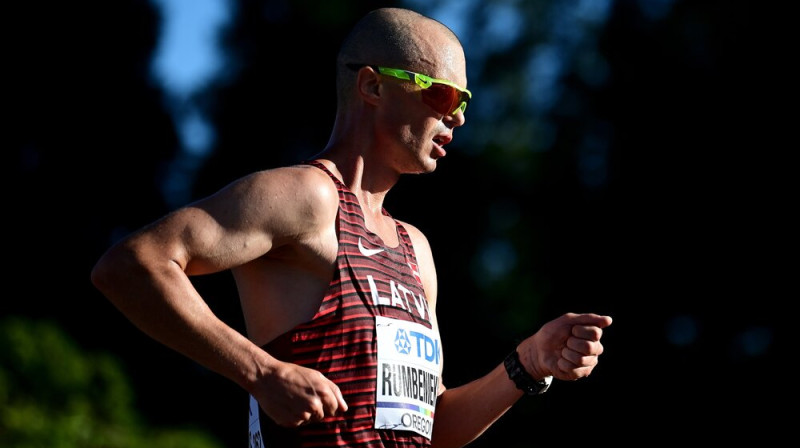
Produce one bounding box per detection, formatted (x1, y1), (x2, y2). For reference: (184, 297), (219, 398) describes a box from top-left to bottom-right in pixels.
(433, 130), (452, 153)
(432, 135), (449, 157)
(434, 133), (452, 147)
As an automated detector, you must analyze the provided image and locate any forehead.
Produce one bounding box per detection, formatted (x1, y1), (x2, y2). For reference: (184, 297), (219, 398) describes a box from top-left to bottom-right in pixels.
(412, 22), (467, 86)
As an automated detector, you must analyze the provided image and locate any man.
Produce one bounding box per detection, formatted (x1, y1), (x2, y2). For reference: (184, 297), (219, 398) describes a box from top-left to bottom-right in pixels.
(91, 7), (612, 448)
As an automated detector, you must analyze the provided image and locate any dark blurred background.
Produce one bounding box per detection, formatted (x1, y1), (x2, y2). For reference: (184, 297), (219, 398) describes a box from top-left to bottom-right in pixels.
(4, 0), (787, 446)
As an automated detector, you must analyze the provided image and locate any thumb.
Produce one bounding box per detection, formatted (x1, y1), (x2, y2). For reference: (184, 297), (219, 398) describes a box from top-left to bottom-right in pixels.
(566, 312), (613, 328)
(334, 383), (348, 414)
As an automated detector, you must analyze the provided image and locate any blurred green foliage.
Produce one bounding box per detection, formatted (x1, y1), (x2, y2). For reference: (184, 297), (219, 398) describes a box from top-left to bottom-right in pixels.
(0, 316), (224, 448)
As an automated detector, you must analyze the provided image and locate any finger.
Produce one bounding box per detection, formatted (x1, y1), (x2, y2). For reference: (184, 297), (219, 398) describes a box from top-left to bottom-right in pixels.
(322, 382), (348, 416)
(566, 313), (613, 329)
(571, 324), (604, 341)
(307, 397), (326, 422)
(333, 383), (348, 414)
(557, 357), (596, 379)
(287, 410), (315, 428)
(566, 335), (604, 356)
(565, 336), (592, 355)
(561, 344), (600, 367)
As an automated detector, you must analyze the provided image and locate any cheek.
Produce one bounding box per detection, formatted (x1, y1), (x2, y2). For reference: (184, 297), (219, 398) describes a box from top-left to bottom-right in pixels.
(412, 118), (441, 144)
(398, 120), (436, 151)
(377, 91), (441, 148)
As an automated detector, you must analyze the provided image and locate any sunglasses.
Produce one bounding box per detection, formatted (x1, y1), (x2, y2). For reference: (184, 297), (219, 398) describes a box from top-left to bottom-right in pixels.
(347, 64), (472, 116)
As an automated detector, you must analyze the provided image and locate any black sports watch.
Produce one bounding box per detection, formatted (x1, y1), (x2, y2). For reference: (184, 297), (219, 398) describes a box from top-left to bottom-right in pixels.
(504, 349), (553, 395)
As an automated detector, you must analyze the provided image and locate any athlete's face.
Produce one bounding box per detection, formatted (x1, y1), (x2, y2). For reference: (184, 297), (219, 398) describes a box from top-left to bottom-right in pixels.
(375, 28), (468, 175)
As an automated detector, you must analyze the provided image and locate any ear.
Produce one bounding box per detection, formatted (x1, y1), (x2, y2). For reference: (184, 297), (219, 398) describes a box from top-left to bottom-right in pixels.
(355, 66), (382, 107)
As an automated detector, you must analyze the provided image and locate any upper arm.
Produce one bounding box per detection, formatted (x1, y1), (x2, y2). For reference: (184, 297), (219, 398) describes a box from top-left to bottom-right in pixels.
(399, 221), (439, 326)
(401, 221), (446, 393)
(124, 165), (338, 276)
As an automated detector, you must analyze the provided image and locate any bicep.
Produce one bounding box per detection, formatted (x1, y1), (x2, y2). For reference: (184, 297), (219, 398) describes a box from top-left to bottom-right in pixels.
(134, 200), (272, 277)
(134, 172), (279, 276)
(164, 166), (337, 276)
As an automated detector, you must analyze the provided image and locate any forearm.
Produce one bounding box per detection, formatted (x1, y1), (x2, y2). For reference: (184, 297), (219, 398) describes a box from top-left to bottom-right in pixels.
(430, 363), (523, 448)
(92, 245), (271, 393)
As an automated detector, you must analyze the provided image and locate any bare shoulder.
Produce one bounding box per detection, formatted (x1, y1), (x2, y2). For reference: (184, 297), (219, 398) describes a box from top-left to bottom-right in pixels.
(186, 163), (339, 251)
(232, 164), (336, 201)
(396, 219), (436, 282)
(396, 219), (439, 321)
(396, 220), (432, 254)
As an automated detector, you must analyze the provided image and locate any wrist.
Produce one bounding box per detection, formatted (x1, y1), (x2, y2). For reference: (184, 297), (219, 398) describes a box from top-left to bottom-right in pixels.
(503, 349), (552, 396)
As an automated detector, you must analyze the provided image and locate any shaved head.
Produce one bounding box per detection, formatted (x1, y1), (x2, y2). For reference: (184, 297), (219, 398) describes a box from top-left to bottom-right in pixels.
(335, 8), (464, 100)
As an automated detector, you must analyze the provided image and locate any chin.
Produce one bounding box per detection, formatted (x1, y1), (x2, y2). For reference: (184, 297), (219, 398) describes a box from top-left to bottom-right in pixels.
(421, 158), (438, 174)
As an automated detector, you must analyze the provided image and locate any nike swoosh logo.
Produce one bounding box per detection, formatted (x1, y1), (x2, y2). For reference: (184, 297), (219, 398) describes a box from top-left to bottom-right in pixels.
(358, 237), (385, 257)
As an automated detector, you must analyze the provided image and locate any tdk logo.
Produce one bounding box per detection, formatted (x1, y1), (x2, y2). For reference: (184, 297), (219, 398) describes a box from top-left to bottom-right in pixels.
(394, 328), (441, 365)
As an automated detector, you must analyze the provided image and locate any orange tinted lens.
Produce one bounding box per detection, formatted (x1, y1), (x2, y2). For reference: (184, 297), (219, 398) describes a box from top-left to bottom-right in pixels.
(421, 84), (460, 115)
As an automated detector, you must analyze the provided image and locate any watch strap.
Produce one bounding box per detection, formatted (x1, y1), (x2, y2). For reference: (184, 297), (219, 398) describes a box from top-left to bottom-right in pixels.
(504, 349), (553, 395)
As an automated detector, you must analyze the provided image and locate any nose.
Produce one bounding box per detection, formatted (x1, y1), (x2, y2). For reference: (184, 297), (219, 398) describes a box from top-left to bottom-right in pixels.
(443, 108), (466, 128)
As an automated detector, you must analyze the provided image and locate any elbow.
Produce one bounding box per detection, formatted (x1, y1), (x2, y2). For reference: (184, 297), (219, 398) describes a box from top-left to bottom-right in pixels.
(90, 244), (136, 298)
(90, 253), (116, 297)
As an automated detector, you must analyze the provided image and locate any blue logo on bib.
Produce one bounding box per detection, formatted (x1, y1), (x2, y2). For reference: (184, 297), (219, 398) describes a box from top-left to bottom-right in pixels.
(394, 329), (412, 354)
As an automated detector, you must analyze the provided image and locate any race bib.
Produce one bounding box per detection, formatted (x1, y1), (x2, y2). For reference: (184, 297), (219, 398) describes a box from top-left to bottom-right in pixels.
(248, 394), (265, 448)
(374, 315), (442, 439)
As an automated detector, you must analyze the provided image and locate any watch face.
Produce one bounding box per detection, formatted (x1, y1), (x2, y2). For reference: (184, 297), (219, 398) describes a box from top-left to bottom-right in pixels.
(535, 376), (553, 394)
(524, 378), (545, 395)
